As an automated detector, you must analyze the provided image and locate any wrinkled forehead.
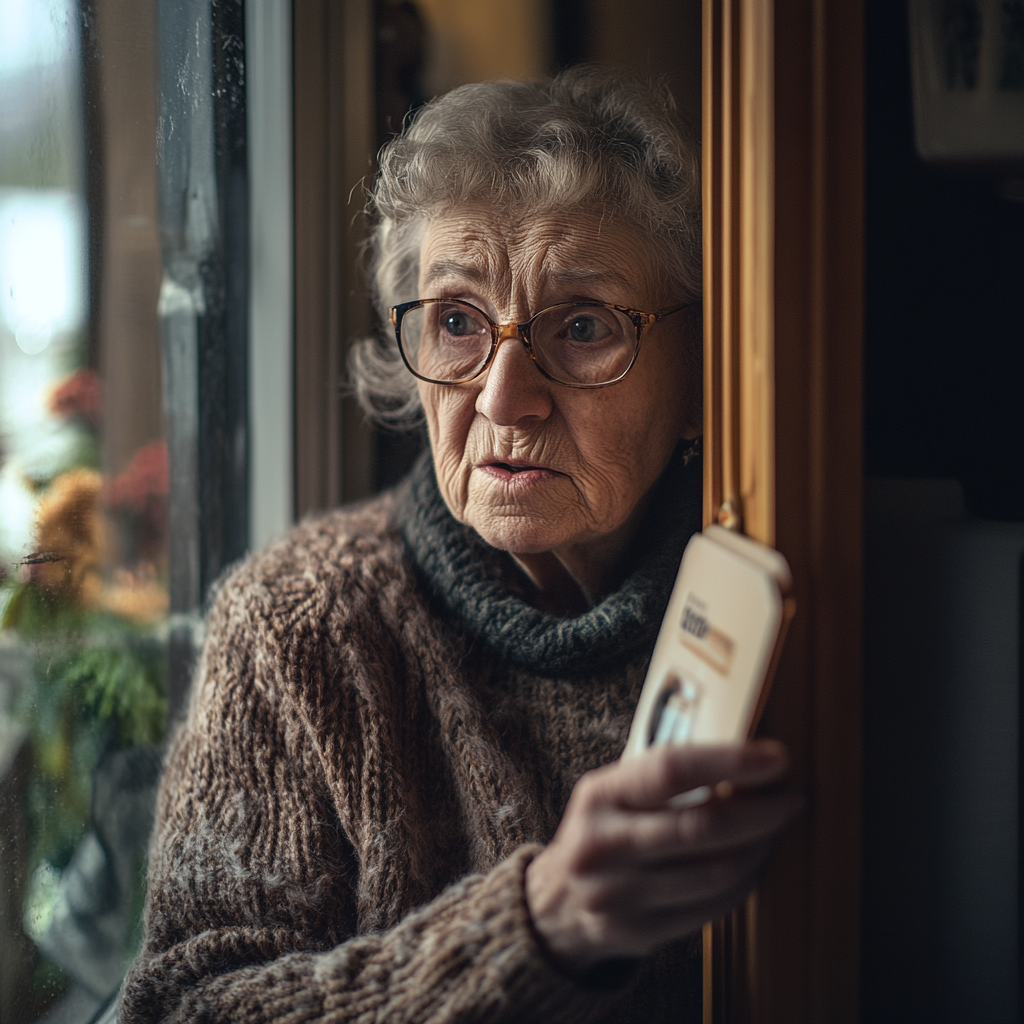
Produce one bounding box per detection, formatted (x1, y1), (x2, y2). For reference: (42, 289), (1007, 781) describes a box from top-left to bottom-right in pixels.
(415, 203), (665, 306)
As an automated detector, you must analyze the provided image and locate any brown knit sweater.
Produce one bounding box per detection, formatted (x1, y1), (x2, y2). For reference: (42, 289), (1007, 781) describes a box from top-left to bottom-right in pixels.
(121, 453), (703, 1023)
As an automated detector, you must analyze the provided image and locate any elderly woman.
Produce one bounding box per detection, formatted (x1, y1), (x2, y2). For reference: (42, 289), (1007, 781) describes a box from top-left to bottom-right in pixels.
(121, 69), (795, 1023)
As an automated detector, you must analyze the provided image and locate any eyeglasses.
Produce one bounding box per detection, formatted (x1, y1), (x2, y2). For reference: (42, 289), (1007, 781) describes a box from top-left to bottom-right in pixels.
(389, 297), (694, 389)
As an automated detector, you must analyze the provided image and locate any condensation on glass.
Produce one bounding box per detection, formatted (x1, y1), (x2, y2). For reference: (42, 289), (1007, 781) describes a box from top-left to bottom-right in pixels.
(0, 1), (168, 1019)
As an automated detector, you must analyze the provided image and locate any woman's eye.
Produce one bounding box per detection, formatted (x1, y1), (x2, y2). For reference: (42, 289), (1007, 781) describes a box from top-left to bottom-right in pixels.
(442, 311), (476, 336)
(567, 315), (611, 344)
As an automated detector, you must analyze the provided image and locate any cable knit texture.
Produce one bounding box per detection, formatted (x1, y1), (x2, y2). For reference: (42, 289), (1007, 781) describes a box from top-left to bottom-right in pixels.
(120, 450), (703, 1023)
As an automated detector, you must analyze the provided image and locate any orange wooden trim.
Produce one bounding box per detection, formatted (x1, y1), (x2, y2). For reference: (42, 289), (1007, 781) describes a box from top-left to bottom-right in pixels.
(738, 0), (774, 545)
(702, 0), (722, 529)
(702, 0), (863, 1020)
(703, 921), (714, 1024)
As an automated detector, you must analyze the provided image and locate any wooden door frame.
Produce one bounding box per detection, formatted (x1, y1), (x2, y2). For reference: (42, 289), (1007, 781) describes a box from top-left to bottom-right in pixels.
(702, 1), (864, 1021)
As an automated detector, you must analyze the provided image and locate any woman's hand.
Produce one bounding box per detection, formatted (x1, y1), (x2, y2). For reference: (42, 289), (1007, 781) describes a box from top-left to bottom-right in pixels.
(524, 740), (800, 976)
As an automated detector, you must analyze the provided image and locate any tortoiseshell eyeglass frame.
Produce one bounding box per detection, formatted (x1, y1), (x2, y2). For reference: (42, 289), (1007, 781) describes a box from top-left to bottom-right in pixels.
(389, 297), (696, 389)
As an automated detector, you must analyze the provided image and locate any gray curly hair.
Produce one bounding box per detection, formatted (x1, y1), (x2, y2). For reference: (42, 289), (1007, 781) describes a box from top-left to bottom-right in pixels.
(349, 66), (703, 427)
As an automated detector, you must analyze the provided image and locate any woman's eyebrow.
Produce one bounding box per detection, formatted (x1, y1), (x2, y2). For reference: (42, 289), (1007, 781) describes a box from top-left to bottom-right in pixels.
(422, 259), (486, 289)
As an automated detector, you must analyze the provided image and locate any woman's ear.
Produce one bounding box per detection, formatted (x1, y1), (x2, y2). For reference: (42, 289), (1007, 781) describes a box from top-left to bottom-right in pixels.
(679, 306), (703, 441)
(680, 376), (702, 440)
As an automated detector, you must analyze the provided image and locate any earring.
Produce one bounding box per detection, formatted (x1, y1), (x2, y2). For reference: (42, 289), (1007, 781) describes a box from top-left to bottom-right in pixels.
(679, 435), (703, 468)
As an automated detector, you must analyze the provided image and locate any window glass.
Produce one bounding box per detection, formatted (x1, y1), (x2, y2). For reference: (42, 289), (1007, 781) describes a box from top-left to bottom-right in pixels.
(0, 1), (167, 1019)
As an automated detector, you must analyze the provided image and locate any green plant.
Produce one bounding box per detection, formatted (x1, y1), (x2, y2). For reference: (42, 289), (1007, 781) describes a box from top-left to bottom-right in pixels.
(3, 578), (167, 871)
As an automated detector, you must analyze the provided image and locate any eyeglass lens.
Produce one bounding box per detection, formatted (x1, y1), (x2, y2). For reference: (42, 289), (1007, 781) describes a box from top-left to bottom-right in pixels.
(400, 300), (637, 385)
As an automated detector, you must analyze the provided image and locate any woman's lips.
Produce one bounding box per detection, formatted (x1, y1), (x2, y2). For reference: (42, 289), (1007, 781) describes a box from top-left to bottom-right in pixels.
(478, 461), (560, 485)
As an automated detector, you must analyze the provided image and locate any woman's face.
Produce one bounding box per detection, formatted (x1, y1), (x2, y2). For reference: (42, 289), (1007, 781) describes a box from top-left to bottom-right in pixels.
(417, 204), (697, 564)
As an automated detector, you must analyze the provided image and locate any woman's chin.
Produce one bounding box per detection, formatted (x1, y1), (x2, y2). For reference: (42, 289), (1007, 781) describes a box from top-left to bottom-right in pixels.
(456, 476), (576, 554)
(464, 511), (573, 556)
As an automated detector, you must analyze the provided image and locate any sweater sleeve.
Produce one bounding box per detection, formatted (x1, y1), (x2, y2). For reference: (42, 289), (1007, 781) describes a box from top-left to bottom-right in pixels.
(119, 571), (621, 1024)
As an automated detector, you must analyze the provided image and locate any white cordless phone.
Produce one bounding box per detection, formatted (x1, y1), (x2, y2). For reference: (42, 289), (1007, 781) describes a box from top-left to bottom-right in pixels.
(624, 525), (794, 758)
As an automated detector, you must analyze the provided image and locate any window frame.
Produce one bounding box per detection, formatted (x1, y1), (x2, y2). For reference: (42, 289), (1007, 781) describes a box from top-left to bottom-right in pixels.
(155, 0), (250, 715)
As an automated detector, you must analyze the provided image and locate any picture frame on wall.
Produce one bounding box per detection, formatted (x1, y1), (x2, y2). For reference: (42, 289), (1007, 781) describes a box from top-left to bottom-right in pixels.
(908, 0), (1024, 165)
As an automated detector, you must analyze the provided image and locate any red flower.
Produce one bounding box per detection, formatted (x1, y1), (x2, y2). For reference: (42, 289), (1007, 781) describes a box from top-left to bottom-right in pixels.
(48, 369), (103, 425)
(106, 441), (169, 513)
(105, 442), (169, 564)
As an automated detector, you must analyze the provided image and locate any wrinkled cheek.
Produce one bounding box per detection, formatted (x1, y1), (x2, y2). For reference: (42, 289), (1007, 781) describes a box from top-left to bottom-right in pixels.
(572, 449), (636, 519)
(420, 383), (475, 518)
(420, 383), (476, 441)
(417, 381), (442, 445)
(433, 448), (471, 520)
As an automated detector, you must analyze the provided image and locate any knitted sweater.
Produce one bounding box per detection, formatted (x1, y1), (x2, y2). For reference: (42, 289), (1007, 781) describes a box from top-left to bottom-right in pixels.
(121, 450), (703, 1023)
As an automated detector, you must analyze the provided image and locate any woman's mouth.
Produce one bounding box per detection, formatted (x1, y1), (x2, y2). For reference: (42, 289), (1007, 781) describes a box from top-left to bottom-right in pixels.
(479, 460), (559, 484)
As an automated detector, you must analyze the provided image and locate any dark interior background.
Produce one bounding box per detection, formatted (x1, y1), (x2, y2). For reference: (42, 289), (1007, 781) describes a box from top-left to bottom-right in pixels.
(863, 1), (1024, 521)
(862, 3), (1024, 1021)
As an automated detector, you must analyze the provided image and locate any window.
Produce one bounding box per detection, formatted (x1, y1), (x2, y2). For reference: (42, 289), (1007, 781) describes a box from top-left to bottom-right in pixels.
(0, 0), (251, 1017)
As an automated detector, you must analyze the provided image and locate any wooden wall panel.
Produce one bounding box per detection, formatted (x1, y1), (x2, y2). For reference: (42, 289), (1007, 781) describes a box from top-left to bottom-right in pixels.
(293, 0), (375, 517)
(702, 1), (863, 1020)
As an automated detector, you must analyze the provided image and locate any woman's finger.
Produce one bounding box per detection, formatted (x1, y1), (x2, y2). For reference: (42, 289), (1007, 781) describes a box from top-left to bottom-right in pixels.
(580, 740), (788, 813)
(582, 790), (803, 869)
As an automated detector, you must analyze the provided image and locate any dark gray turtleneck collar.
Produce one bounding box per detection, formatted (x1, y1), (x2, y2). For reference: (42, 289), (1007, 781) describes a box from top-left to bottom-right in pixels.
(396, 444), (703, 676)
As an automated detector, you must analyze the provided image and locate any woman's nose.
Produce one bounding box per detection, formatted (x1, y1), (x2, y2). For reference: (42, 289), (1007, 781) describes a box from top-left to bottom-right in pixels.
(474, 327), (553, 426)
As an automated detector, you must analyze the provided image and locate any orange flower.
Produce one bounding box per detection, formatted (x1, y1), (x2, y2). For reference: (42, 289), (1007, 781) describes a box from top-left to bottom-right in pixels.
(101, 564), (169, 624)
(32, 468), (105, 608)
